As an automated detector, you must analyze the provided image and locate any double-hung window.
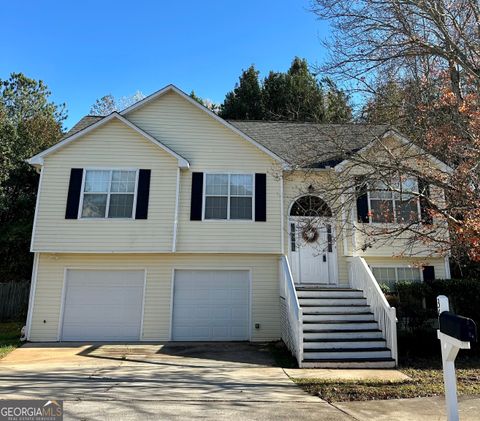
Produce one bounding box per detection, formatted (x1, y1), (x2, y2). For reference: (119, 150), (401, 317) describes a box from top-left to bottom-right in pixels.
(204, 174), (253, 220)
(369, 178), (420, 223)
(80, 169), (137, 218)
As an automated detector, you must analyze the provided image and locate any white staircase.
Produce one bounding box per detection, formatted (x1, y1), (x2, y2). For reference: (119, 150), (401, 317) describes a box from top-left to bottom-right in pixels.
(297, 286), (396, 368)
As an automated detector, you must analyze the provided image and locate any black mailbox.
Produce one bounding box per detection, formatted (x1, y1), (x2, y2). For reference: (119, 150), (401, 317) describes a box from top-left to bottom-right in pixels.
(439, 312), (477, 343)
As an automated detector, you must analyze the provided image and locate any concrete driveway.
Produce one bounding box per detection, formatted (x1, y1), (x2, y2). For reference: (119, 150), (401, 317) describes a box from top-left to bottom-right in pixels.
(0, 342), (350, 420)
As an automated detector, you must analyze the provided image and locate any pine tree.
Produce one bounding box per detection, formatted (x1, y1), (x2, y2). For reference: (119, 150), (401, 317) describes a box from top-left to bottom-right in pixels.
(219, 66), (264, 120)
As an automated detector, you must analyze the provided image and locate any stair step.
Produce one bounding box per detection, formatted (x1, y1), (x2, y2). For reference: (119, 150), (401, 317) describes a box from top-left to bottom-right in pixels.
(296, 287), (362, 292)
(301, 358), (396, 369)
(304, 337), (385, 342)
(301, 306), (370, 313)
(303, 348), (392, 360)
(303, 313), (375, 322)
(297, 290), (364, 299)
(303, 340), (387, 350)
(303, 321), (379, 330)
(299, 298), (368, 306)
(303, 330), (383, 340)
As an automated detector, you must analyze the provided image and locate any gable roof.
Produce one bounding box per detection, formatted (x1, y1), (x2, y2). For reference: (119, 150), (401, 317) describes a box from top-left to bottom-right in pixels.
(229, 121), (390, 168)
(27, 112), (190, 168)
(63, 115), (103, 138)
(120, 84), (287, 165)
(333, 128), (453, 173)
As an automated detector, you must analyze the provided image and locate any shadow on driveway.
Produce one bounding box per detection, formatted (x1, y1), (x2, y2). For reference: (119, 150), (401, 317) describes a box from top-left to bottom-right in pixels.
(76, 341), (277, 367)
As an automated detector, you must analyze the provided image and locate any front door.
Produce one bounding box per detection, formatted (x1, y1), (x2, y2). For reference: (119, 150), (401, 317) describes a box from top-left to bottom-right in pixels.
(289, 219), (337, 285)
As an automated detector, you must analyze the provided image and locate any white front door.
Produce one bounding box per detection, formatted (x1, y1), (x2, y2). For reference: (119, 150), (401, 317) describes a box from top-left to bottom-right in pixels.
(289, 220), (337, 285)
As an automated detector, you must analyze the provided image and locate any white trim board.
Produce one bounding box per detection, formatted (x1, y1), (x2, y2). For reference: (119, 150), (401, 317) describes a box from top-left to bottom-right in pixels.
(27, 112), (190, 169)
(30, 167), (45, 252)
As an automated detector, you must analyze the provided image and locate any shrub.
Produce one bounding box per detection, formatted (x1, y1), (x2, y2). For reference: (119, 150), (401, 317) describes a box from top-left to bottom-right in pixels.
(394, 279), (480, 357)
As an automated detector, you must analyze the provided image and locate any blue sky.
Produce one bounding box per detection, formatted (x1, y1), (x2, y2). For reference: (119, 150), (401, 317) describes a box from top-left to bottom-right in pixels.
(1, 0), (329, 129)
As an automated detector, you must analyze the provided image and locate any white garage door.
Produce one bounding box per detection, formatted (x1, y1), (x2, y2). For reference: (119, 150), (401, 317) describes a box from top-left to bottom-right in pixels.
(61, 270), (145, 341)
(172, 270), (250, 341)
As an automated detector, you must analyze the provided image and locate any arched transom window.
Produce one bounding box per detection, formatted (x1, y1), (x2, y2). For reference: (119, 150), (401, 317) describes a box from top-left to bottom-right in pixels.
(290, 195), (332, 217)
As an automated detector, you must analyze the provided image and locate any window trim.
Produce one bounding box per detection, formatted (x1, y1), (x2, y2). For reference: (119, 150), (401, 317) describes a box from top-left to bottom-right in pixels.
(370, 265), (424, 284)
(201, 172), (255, 221)
(78, 168), (139, 220)
(367, 178), (422, 224)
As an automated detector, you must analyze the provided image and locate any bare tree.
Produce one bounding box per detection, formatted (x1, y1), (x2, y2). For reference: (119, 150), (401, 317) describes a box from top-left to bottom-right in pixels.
(89, 90), (145, 116)
(311, 0), (480, 101)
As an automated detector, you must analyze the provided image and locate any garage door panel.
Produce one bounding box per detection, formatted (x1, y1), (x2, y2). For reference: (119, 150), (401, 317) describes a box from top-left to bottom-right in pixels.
(172, 270), (250, 341)
(61, 269), (144, 341)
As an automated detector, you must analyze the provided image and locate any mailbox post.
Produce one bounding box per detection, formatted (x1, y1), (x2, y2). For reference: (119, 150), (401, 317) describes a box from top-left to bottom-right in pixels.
(437, 295), (477, 421)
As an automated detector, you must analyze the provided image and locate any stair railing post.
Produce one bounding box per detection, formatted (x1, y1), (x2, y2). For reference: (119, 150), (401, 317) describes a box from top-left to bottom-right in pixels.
(298, 308), (303, 366)
(390, 306), (398, 366)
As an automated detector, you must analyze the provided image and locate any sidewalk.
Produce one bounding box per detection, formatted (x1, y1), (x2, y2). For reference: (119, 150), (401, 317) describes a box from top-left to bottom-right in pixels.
(333, 395), (480, 420)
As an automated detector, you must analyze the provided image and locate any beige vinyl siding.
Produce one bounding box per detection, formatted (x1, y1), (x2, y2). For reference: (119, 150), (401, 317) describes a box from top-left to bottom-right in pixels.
(32, 119), (178, 252)
(33, 90), (282, 254)
(176, 171), (281, 252)
(127, 90), (283, 253)
(29, 253), (280, 342)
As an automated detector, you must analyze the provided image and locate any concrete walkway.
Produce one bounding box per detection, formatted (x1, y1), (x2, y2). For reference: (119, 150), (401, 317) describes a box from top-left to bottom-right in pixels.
(284, 368), (410, 382)
(335, 395), (480, 421)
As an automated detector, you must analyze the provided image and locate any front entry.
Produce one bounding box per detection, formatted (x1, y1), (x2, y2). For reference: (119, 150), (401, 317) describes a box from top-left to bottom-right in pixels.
(288, 195), (338, 285)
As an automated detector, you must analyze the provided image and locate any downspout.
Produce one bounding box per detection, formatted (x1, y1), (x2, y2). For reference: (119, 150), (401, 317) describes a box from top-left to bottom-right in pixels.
(172, 167), (181, 252)
(25, 252), (39, 341)
(341, 193), (349, 256)
(444, 255), (451, 279)
(280, 172), (284, 255)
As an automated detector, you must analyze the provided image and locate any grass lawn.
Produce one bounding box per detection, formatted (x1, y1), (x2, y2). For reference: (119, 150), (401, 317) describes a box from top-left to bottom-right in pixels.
(0, 322), (24, 359)
(293, 355), (480, 402)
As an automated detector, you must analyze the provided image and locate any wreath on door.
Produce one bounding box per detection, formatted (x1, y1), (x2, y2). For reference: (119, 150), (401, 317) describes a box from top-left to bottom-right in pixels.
(301, 225), (319, 243)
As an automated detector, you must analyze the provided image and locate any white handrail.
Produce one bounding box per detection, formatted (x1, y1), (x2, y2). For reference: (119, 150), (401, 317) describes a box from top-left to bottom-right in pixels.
(349, 256), (398, 365)
(279, 255), (303, 365)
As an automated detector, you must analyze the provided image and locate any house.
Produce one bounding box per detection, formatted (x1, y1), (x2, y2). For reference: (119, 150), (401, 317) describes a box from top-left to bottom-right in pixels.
(25, 84), (451, 368)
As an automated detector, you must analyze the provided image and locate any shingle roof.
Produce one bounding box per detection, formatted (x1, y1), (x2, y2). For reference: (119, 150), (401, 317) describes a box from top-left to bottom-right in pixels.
(64, 115), (390, 167)
(228, 120), (391, 167)
(62, 115), (103, 139)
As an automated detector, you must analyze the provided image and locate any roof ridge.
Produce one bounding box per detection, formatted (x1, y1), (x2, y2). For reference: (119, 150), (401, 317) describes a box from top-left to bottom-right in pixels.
(228, 119), (389, 127)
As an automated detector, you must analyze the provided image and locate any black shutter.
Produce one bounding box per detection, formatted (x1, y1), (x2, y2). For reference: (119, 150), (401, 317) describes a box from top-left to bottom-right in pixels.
(255, 173), (267, 222)
(356, 177), (369, 223)
(423, 265), (435, 282)
(418, 178), (433, 224)
(190, 172), (203, 221)
(65, 168), (83, 219)
(135, 169), (151, 219)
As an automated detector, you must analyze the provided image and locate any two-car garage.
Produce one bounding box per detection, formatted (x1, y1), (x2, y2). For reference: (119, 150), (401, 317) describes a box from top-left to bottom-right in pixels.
(59, 269), (250, 342)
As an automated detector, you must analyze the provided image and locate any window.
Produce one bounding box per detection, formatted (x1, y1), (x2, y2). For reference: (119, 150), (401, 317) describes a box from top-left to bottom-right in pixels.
(204, 174), (253, 220)
(290, 195), (332, 217)
(290, 223), (296, 252)
(372, 266), (422, 289)
(369, 178), (420, 223)
(80, 170), (137, 218)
